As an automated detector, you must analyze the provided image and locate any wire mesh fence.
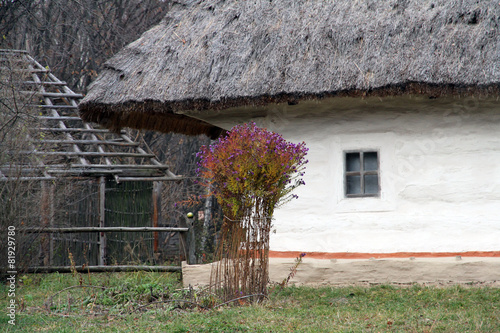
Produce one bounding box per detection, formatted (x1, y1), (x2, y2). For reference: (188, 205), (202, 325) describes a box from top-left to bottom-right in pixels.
(1, 178), (188, 274)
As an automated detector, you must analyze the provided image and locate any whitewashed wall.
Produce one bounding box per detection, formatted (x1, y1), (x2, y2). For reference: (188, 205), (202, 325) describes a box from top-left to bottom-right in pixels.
(189, 96), (500, 253)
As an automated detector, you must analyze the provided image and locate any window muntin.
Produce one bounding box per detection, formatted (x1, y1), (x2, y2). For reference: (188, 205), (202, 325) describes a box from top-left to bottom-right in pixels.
(345, 151), (379, 197)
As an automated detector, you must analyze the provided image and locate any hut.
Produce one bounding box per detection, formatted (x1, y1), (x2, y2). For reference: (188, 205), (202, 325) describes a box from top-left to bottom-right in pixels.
(79, 0), (500, 259)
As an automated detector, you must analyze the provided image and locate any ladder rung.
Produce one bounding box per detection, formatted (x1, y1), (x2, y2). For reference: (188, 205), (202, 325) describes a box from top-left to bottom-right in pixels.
(21, 91), (83, 98)
(46, 169), (123, 175)
(27, 151), (156, 158)
(29, 105), (78, 109)
(0, 67), (47, 73)
(24, 81), (67, 86)
(36, 128), (123, 133)
(37, 116), (82, 121)
(33, 139), (139, 147)
(71, 164), (171, 170)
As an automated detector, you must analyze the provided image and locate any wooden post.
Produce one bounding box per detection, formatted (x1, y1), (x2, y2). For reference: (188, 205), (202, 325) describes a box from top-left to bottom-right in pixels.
(152, 181), (162, 254)
(179, 217), (187, 263)
(185, 213), (196, 264)
(179, 213), (196, 265)
(48, 182), (55, 265)
(187, 215), (196, 265)
(98, 177), (106, 266)
(40, 181), (50, 265)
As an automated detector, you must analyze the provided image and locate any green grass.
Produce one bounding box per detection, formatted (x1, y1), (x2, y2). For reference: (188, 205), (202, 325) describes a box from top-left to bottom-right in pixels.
(1, 272), (499, 332)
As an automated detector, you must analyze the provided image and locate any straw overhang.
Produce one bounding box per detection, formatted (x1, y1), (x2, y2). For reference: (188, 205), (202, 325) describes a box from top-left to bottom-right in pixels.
(79, 0), (500, 136)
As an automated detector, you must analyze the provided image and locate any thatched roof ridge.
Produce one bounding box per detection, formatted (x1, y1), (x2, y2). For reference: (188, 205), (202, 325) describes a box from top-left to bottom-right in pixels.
(79, 0), (500, 136)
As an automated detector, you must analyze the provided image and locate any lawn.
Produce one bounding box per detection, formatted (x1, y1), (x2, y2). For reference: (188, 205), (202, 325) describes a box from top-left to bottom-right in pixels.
(1, 271), (499, 332)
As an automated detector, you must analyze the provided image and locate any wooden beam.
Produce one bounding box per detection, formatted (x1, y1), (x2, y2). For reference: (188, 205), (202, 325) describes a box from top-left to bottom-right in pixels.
(30, 105), (77, 109)
(24, 80), (67, 86)
(0, 176), (56, 181)
(20, 91), (83, 98)
(118, 176), (183, 182)
(0, 164), (61, 169)
(26, 151), (156, 158)
(1, 68), (47, 73)
(34, 139), (140, 147)
(45, 169), (124, 175)
(71, 164), (171, 170)
(37, 116), (82, 121)
(0, 169), (175, 180)
(1, 166), (120, 174)
(37, 127), (125, 133)
(22, 227), (189, 233)
(26, 265), (182, 273)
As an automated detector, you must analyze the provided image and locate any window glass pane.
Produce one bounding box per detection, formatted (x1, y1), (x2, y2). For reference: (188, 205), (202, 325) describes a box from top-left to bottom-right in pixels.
(363, 152), (378, 171)
(364, 174), (379, 194)
(346, 175), (361, 195)
(346, 153), (360, 172)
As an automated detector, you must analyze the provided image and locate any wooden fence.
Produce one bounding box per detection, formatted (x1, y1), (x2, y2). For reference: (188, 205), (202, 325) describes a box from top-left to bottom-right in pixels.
(21, 218), (197, 273)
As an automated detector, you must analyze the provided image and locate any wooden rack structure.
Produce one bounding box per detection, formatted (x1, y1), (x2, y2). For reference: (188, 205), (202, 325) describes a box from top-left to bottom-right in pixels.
(0, 49), (179, 183)
(0, 49), (192, 272)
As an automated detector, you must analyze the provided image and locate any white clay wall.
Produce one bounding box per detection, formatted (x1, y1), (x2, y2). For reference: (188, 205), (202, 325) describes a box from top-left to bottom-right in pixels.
(190, 96), (500, 254)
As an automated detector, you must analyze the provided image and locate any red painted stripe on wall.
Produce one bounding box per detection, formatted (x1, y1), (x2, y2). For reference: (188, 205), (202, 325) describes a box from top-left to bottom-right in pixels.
(269, 251), (500, 259)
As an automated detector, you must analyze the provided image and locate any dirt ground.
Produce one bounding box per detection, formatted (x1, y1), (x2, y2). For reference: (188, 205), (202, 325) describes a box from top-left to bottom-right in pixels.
(182, 257), (500, 288)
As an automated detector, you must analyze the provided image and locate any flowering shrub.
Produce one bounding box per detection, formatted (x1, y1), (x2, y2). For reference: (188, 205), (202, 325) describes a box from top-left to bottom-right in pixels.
(197, 122), (308, 219)
(197, 122), (308, 300)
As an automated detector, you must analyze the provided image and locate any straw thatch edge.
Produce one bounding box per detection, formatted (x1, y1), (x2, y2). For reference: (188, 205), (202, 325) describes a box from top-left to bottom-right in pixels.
(79, 81), (500, 137)
(79, 100), (225, 139)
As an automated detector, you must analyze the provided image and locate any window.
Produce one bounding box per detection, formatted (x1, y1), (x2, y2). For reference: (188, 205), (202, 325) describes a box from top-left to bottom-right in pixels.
(344, 151), (379, 197)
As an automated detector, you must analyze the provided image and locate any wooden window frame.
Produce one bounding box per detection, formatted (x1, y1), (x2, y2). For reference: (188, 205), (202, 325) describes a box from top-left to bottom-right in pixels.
(344, 150), (380, 198)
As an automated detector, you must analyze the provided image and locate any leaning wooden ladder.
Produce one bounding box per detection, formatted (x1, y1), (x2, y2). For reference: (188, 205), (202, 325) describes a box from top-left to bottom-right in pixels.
(0, 49), (190, 272)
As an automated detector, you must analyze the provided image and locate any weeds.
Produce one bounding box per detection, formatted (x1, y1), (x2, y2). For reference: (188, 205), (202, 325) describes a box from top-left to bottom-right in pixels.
(2, 272), (499, 332)
(32, 271), (263, 316)
(278, 252), (306, 289)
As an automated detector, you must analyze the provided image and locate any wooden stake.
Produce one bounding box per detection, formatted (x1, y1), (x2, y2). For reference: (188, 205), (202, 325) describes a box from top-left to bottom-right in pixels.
(40, 181), (50, 266)
(49, 182), (55, 266)
(98, 177), (106, 266)
(152, 181), (163, 254)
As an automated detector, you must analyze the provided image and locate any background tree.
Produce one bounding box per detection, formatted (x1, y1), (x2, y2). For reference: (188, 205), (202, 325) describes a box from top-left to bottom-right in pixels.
(0, 51), (47, 274)
(0, 0), (171, 92)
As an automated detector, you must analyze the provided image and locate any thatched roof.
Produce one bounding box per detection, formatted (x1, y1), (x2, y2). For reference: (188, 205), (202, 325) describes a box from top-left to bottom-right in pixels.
(79, 0), (500, 137)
